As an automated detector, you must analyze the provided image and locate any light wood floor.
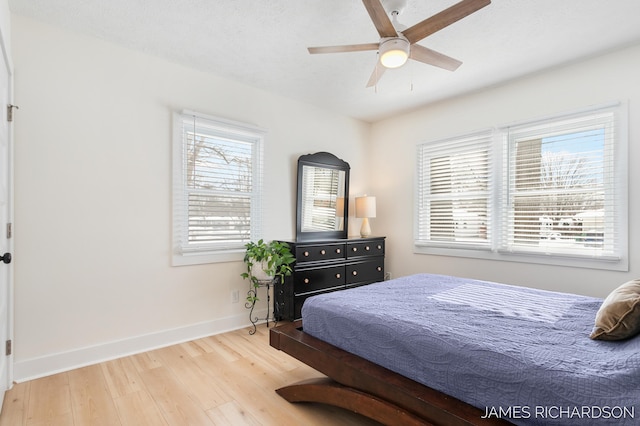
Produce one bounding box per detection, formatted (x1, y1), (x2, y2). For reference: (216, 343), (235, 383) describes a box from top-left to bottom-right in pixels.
(0, 324), (380, 425)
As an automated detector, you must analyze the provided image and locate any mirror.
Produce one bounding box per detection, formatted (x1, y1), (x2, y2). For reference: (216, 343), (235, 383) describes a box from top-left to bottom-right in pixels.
(296, 152), (350, 241)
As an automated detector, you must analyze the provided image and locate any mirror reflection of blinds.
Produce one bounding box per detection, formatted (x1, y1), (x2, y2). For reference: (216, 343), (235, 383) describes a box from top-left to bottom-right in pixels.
(501, 108), (617, 259)
(301, 166), (340, 231)
(179, 113), (263, 252)
(416, 130), (493, 249)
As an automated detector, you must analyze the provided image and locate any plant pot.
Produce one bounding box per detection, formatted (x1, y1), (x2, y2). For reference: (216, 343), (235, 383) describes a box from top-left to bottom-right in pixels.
(251, 261), (273, 281)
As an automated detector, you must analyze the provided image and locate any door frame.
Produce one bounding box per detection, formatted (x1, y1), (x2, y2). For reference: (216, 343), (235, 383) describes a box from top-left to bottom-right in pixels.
(0, 10), (14, 409)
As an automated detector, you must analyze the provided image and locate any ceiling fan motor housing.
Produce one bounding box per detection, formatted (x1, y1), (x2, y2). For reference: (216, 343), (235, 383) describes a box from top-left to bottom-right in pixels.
(379, 36), (410, 68)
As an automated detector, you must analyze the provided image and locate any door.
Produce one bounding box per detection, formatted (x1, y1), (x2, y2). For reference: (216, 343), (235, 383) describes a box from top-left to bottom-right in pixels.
(0, 30), (13, 411)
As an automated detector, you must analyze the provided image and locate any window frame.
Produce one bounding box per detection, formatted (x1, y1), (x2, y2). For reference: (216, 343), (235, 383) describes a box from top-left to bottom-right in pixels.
(414, 129), (494, 252)
(172, 110), (265, 266)
(414, 102), (628, 271)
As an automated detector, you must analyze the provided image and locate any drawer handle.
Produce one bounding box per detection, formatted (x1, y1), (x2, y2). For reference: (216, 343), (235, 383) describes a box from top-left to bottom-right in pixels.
(352, 247), (357, 252)
(304, 278), (310, 284)
(336, 248), (341, 254)
(320, 249), (326, 255)
(303, 251), (309, 257)
(352, 271), (357, 276)
(335, 273), (341, 279)
(377, 245), (382, 250)
(377, 266), (382, 271)
(365, 246), (370, 251)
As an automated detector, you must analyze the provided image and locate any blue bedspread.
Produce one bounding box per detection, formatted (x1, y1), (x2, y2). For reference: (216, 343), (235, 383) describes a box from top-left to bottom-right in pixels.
(302, 274), (640, 425)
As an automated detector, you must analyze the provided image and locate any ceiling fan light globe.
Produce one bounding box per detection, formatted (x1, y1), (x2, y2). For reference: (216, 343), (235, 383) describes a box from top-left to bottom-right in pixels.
(379, 38), (410, 69)
(381, 49), (408, 68)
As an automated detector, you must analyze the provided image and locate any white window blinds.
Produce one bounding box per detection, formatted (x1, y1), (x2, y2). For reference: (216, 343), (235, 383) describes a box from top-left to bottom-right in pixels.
(300, 166), (344, 231)
(416, 131), (493, 249)
(173, 111), (264, 264)
(501, 105), (620, 260)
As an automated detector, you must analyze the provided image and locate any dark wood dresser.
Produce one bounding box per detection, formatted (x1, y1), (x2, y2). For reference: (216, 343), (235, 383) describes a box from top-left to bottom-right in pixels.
(275, 236), (385, 321)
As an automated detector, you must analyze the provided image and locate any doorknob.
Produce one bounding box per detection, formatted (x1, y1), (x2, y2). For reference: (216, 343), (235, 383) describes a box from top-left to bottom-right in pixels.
(0, 253), (11, 264)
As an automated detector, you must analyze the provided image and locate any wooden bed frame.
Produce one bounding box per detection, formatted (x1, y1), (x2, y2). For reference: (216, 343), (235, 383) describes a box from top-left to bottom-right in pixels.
(270, 320), (514, 426)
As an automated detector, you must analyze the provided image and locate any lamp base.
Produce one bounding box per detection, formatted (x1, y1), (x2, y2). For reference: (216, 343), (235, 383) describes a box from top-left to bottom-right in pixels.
(360, 217), (372, 238)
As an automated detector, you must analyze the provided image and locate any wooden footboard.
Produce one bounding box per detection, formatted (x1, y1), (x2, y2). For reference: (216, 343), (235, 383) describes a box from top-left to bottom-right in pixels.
(270, 321), (513, 426)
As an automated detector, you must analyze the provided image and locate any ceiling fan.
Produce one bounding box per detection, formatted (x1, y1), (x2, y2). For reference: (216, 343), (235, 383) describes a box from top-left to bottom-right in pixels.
(308, 0), (491, 87)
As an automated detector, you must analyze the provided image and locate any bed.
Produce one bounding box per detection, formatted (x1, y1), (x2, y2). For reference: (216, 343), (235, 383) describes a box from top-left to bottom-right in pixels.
(269, 273), (640, 425)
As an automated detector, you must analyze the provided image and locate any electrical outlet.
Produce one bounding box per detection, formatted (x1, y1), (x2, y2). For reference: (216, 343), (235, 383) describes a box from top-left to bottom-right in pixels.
(231, 290), (240, 303)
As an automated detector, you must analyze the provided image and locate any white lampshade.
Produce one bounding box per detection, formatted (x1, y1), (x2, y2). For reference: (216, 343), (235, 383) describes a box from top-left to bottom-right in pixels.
(355, 196), (376, 218)
(379, 38), (410, 69)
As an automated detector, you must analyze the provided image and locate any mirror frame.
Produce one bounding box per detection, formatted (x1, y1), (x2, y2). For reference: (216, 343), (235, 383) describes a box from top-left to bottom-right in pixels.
(296, 152), (350, 241)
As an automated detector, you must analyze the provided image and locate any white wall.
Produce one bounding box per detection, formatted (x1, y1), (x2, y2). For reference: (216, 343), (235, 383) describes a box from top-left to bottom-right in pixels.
(370, 43), (640, 298)
(10, 14), (371, 380)
(0, 2), (9, 61)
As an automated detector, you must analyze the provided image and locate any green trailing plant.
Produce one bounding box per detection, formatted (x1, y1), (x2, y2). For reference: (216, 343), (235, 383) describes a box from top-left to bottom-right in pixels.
(241, 239), (295, 303)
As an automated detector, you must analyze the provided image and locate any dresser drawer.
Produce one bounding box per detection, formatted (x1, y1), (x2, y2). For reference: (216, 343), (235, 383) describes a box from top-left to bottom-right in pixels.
(346, 258), (384, 286)
(295, 243), (346, 263)
(347, 239), (385, 259)
(294, 264), (346, 294)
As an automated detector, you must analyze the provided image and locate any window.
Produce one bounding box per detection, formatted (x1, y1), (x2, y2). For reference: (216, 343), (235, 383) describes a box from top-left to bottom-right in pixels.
(416, 130), (493, 250)
(172, 111), (265, 266)
(415, 102), (627, 270)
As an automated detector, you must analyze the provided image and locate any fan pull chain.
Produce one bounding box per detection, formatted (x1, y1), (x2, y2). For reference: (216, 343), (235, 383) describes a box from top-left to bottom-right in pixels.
(410, 59), (414, 92)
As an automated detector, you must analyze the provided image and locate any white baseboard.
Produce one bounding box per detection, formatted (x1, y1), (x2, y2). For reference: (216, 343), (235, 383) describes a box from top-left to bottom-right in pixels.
(13, 309), (268, 383)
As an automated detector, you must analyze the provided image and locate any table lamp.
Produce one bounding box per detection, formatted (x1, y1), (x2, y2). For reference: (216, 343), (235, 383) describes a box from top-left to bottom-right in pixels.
(355, 195), (376, 238)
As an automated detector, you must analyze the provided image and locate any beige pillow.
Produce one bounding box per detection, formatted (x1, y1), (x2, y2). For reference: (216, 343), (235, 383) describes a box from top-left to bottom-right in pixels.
(590, 279), (640, 340)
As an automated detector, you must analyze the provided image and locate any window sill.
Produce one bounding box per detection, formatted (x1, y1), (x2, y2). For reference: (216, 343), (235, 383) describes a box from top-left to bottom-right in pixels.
(172, 249), (244, 266)
(413, 244), (628, 272)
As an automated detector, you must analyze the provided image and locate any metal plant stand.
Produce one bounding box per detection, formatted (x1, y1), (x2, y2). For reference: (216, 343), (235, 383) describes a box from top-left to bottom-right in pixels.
(246, 278), (276, 335)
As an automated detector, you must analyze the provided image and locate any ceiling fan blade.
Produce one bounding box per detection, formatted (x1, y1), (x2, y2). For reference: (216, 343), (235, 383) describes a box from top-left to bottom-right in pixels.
(410, 44), (462, 71)
(308, 43), (379, 54)
(366, 60), (386, 87)
(362, 0), (398, 38)
(402, 0), (491, 44)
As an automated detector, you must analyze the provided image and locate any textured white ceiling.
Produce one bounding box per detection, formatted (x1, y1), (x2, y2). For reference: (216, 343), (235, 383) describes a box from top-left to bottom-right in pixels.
(9, 0), (640, 122)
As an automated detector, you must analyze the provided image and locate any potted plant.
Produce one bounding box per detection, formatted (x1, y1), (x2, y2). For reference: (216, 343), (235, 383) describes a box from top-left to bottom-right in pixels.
(241, 239), (295, 302)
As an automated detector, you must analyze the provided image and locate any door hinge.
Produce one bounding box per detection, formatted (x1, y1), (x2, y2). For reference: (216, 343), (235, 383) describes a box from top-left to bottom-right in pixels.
(5, 340), (11, 356)
(7, 104), (18, 122)
(6, 223), (11, 239)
